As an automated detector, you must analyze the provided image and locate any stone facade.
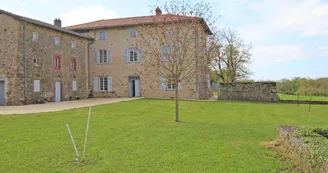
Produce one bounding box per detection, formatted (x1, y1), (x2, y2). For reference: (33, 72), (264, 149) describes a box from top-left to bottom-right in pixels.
(0, 12), (92, 105)
(218, 82), (279, 102)
(76, 25), (212, 100)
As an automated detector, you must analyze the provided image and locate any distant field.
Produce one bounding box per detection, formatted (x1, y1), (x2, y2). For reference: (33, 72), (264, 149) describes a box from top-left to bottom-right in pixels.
(278, 93), (328, 101)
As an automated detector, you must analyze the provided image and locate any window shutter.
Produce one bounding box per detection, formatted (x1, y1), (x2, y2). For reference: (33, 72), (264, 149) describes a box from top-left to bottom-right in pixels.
(160, 46), (167, 61)
(137, 48), (143, 62)
(107, 49), (111, 63)
(34, 80), (40, 92)
(96, 50), (100, 64)
(128, 29), (132, 39)
(107, 77), (112, 92)
(72, 80), (77, 91)
(178, 76), (182, 90)
(207, 80), (211, 89)
(93, 77), (99, 92)
(160, 76), (166, 90)
(124, 48), (129, 63)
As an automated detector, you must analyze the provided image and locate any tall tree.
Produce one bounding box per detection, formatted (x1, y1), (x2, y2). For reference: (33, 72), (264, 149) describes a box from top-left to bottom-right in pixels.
(134, 0), (215, 122)
(210, 28), (252, 83)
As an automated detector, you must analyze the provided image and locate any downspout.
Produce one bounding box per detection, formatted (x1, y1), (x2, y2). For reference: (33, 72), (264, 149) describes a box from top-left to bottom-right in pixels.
(87, 39), (95, 97)
(23, 20), (27, 103)
(195, 30), (199, 100)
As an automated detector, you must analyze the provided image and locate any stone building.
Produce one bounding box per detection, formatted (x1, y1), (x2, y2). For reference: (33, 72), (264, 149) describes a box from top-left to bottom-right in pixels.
(65, 8), (213, 100)
(0, 9), (93, 105)
(0, 8), (212, 105)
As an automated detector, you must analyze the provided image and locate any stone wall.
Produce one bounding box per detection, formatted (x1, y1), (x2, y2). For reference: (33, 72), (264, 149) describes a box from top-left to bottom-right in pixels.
(0, 13), (90, 105)
(79, 25), (211, 100)
(218, 82), (279, 102)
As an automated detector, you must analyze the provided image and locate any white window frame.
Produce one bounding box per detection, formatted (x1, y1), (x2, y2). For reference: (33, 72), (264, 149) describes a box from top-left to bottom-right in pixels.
(160, 45), (180, 61)
(99, 50), (108, 64)
(32, 32), (39, 41)
(34, 80), (40, 92)
(54, 37), (60, 46)
(99, 77), (108, 92)
(129, 48), (139, 62)
(71, 41), (76, 48)
(99, 31), (106, 40)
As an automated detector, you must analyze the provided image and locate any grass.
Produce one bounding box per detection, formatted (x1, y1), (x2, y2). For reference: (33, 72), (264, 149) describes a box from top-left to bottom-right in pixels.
(278, 93), (328, 101)
(1, 99), (328, 172)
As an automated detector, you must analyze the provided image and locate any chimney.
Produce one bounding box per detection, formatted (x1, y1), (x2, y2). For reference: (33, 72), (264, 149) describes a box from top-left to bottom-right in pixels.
(155, 7), (162, 16)
(54, 18), (62, 28)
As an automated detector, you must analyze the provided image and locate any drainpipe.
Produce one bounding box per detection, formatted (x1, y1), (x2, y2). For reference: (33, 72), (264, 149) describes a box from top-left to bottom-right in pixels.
(87, 39), (95, 96)
(23, 20), (27, 102)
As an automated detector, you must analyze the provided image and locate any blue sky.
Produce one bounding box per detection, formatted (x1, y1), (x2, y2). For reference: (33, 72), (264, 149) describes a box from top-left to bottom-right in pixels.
(2, 0), (328, 81)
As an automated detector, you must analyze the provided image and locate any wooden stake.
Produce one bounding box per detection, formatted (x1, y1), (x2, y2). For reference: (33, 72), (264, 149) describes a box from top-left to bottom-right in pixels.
(66, 124), (79, 160)
(308, 95), (312, 113)
(83, 106), (92, 159)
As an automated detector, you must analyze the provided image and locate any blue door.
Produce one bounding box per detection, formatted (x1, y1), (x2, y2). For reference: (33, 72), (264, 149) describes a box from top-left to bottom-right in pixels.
(0, 81), (5, 105)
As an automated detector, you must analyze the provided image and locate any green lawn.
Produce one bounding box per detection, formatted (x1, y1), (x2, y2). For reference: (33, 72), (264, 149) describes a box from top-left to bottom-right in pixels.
(1, 99), (328, 173)
(278, 93), (328, 101)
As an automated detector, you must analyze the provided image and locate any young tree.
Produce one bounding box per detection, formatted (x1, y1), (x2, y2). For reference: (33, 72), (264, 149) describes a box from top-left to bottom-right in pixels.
(210, 28), (252, 83)
(135, 0), (215, 122)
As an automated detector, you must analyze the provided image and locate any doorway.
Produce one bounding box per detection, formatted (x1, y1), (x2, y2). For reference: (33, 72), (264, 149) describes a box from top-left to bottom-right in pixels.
(0, 81), (5, 105)
(128, 76), (140, 97)
(55, 81), (61, 102)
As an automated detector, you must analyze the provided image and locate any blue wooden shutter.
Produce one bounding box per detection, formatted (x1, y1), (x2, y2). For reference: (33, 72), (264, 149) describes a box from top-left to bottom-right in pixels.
(93, 77), (99, 92)
(160, 76), (166, 90)
(124, 48), (129, 63)
(107, 49), (111, 63)
(107, 77), (112, 91)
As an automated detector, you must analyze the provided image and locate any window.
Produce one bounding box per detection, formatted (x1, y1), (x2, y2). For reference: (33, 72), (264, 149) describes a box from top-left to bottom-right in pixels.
(70, 59), (76, 71)
(160, 45), (180, 61)
(93, 76), (112, 92)
(33, 57), (38, 66)
(72, 80), (77, 91)
(160, 76), (182, 91)
(167, 76), (175, 90)
(99, 50), (108, 63)
(95, 49), (111, 64)
(53, 55), (61, 70)
(99, 31), (106, 40)
(99, 77), (108, 91)
(54, 37), (60, 46)
(124, 47), (141, 63)
(129, 48), (138, 62)
(165, 30), (173, 38)
(32, 32), (39, 41)
(71, 41), (76, 48)
(34, 80), (40, 92)
(129, 29), (137, 38)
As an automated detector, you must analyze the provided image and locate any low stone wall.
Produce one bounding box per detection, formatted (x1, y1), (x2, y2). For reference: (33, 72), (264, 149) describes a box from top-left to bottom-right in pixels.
(276, 126), (328, 172)
(218, 82), (279, 102)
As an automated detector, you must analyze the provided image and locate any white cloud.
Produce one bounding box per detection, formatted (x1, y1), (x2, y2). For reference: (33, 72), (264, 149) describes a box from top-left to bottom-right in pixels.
(53, 6), (119, 27)
(252, 45), (306, 62)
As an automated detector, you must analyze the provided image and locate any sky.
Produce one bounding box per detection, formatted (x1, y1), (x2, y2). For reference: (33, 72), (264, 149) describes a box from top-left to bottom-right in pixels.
(1, 0), (328, 81)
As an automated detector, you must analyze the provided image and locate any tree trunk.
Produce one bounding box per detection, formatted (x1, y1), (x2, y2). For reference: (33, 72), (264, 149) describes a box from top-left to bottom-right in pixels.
(175, 79), (180, 122)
